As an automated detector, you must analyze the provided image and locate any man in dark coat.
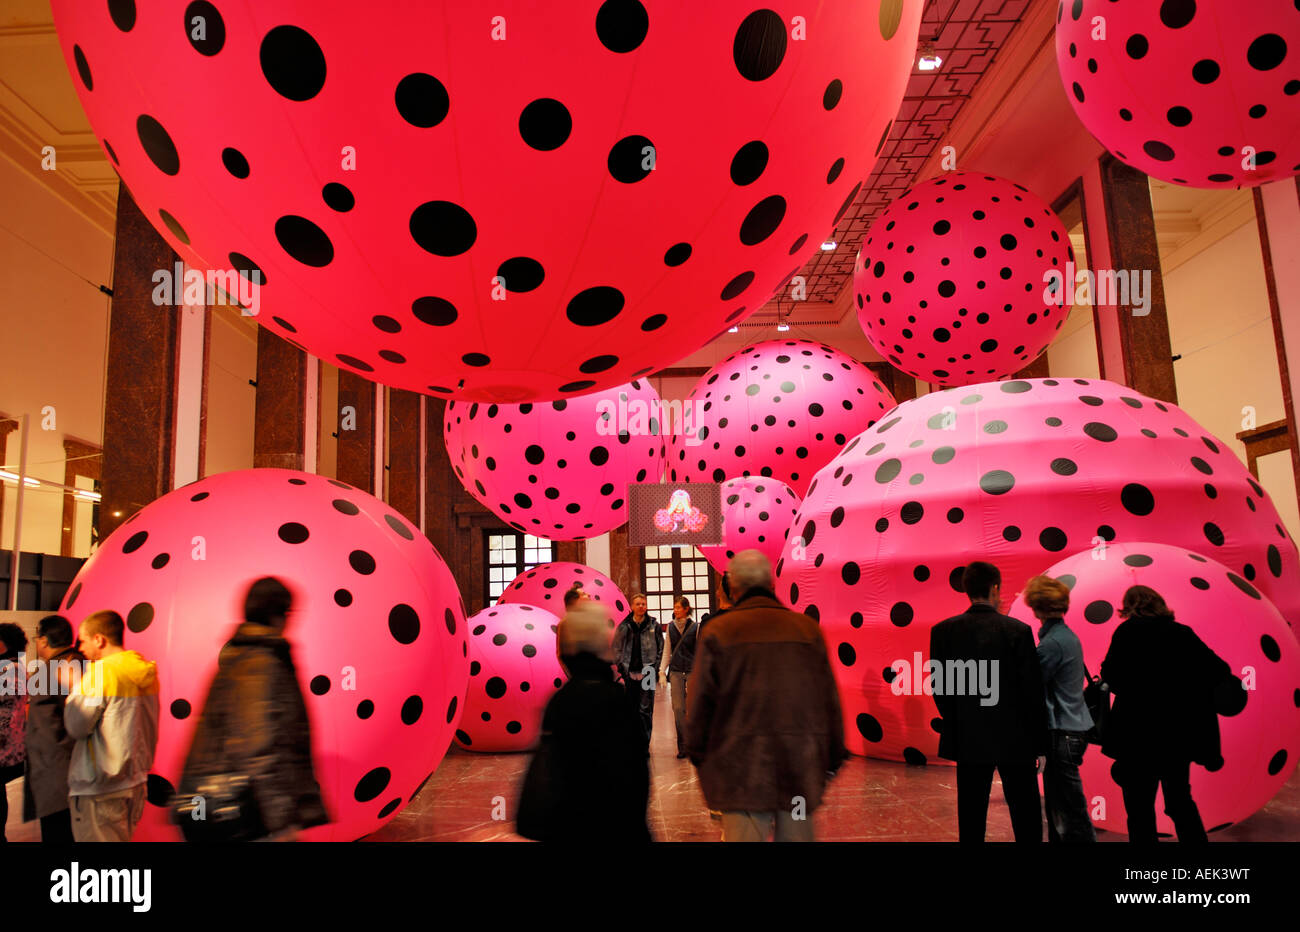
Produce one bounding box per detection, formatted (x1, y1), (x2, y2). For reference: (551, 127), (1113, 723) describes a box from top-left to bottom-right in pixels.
(685, 550), (845, 842)
(929, 561), (1049, 842)
(178, 577), (327, 840)
(516, 602), (650, 842)
(22, 615), (85, 842)
(611, 594), (662, 744)
(1100, 584), (1235, 843)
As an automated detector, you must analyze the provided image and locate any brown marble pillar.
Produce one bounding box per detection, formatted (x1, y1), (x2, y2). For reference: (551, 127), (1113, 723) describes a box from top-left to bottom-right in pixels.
(99, 187), (180, 541)
(387, 389), (422, 525)
(607, 524), (642, 597)
(1098, 153), (1177, 403)
(252, 330), (308, 470)
(1014, 354), (1051, 379)
(555, 540), (587, 565)
(869, 363), (917, 405)
(336, 370), (376, 490)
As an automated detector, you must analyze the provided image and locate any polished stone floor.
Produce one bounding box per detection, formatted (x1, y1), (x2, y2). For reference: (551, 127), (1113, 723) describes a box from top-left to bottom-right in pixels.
(5, 694), (1296, 842)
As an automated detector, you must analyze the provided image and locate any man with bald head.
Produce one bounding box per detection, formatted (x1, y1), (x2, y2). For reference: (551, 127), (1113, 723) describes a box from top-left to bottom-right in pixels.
(685, 550), (846, 841)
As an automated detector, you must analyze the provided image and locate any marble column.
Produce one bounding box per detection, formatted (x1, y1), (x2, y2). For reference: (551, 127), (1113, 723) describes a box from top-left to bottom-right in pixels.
(1014, 355), (1051, 379)
(1098, 153), (1177, 403)
(99, 187), (180, 541)
(336, 370), (375, 491)
(252, 330), (309, 470)
(387, 388), (422, 526)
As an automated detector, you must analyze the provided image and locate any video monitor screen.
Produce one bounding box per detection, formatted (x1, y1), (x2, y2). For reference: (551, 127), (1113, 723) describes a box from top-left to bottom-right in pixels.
(627, 483), (722, 548)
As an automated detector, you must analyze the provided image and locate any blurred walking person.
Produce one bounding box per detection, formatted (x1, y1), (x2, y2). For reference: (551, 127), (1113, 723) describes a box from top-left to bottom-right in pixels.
(64, 611), (160, 842)
(22, 615), (85, 842)
(175, 577), (327, 841)
(661, 596), (699, 759)
(1024, 576), (1096, 842)
(1101, 585), (1235, 843)
(0, 623), (28, 842)
(686, 550), (845, 842)
(516, 602), (650, 842)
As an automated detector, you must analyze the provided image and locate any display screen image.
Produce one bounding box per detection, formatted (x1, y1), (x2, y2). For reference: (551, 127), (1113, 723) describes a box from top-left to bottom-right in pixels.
(627, 483), (722, 548)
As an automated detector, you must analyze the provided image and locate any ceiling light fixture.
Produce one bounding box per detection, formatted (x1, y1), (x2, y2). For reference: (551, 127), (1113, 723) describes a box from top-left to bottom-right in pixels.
(820, 240), (837, 251)
(918, 41), (942, 71)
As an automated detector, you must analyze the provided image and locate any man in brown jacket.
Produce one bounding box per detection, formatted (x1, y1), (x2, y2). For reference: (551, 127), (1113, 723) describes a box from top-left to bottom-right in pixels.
(685, 550), (846, 841)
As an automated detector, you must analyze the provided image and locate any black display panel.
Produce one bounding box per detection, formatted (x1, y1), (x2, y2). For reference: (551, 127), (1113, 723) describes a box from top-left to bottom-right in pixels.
(626, 483), (722, 547)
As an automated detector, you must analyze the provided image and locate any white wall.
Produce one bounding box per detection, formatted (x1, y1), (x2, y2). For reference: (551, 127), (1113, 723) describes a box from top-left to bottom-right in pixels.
(203, 305), (257, 476)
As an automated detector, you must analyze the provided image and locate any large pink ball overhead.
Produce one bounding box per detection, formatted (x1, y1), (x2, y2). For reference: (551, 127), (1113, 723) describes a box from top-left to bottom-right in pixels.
(1009, 543), (1300, 835)
(455, 604), (564, 752)
(445, 380), (663, 540)
(666, 339), (897, 498)
(1057, 0), (1300, 188)
(51, 0), (922, 402)
(58, 468), (469, 841)
(854, 172), (1073, 387)
(699, 476), (801, 573)
(498, 561), (629, 619)
(774, 378), (1300, 762)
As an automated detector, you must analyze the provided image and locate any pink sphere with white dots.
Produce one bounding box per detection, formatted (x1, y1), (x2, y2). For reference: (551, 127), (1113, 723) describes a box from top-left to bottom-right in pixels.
(699, 476), (802, 573)
(854, 172), (1073, 387)
(666, 339), (897, 498)
(444, 380), (664, 540)
(1057, 0), (1300, 188)
(51, 0), (922, 401)
(774, 378), (1300, 762)
(1009, 542), (1300, 836)
(455, 603), (564, 752)
(59, 468), (469, 841)
(497, 561), (629, 619)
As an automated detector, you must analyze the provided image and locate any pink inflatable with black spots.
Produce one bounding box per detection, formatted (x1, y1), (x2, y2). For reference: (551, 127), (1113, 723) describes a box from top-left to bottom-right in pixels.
(497, 561), (629, 619)
(59, 468), (469, 841)
(699, 476), (801, 573)
(455, 604), (563, 752)
(774, 378), (1300, 762)
(1009, 542), (1300, 835)
(666, 339), (897, 498)
(854, 172), (1073, 386)
(444, 381), (664, 540)
(51, 0), (921, 401)
(1057, 0), (1300, 188)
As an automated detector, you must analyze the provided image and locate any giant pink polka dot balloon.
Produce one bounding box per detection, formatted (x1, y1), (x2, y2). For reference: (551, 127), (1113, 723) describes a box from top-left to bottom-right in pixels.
(1009, 542), (1300, 835)
(498, 561), (629, 619)
(854, 172), (1073, 387)
(666, 339), (897, 497)
(774, 377), (1300, 762)
(455, 603), (564, 752)
(51, 0), (922, 402)
(445, 380), (663, 540)
(699, 476), (801, 573)
(58, 468), (469, 841)
(1057, 0), (1300, 188)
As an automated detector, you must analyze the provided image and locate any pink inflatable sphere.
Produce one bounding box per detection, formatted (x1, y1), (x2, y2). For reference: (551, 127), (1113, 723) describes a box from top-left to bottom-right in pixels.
(498, 561), (629, 618)
(666, 339), (897, 498)
(1009, 542), (1300, 835)
(700, 476), (802, 573)
(455, 604), (564, 752)
(444, 380), (663, 540)
(51, 0), (922, 401)
(774, 377), (1300, 761)
(1057, 0), (1300, 188)
(59, 468), (469, 841)
(853, 172), (1073, 386)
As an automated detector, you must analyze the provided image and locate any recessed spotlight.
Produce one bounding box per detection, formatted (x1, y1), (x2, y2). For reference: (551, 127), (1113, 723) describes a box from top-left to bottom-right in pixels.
(776, 322), (790, 332)
(820, 240), (837, 251)
(727, 326), (739, 333)
(918, 41), (942, 71)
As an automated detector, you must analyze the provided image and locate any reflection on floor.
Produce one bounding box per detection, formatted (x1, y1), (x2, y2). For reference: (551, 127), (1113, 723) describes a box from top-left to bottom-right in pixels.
(4, 692), (1295, 842)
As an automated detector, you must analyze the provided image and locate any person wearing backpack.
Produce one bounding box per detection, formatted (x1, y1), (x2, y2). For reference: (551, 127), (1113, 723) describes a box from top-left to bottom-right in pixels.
(1023, 575), (1096, 842)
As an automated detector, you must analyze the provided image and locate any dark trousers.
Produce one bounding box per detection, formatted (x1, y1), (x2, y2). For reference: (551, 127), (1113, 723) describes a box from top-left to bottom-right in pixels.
(1044, 730), (1096, 842)
(625, 677), (655, 744)
(956, 759), (1042, 842)
(1118, 757), (1207, 843)
(0, 762), (23, 842)
(41, 808), (74, 843)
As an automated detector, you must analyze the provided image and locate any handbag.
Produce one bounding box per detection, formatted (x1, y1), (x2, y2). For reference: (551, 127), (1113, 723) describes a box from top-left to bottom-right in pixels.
(1082, 664), (1110, 746)
(515, 731), (558, 841)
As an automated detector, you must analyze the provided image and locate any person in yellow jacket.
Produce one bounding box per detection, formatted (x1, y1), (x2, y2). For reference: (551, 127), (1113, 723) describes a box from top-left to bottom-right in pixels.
(62, 610), (160, 842)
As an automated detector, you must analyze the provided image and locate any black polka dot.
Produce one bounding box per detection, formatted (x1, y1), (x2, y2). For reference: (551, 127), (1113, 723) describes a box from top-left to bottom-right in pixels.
(275, 215), (334, 267)
(334, 588), (353, 607)
(1123, 554), (1154, 567)
(400, 695), (423, 725)
(730, 141), (768, 186)
(664, 243), (692, 266)
(395, 73), (449, 127)
(1267, 749), (1288, 776)
(1039, 527), (1068, 551)
(410, 201), (477, 256)
(1228, 573), (1261, 600)
(349, 549), (376, 574)
(1121, 483), (1155, 515)
(1083, 600), (1113, 624)
(137, 115), (180, 175)
(150, 553), (170, 570)
(388, 604), (421, 644)
(608, 135), (655, 183)
(277, 522), (309, 544)
(354, 767), (390, 803)
(596, 0), (649, 53)
(890, 602), (914, 627)
(841, 562), (861, 585)
(875, 458), (902, 483)
(1203, 522), (1225, 546)
(108, 0), (137, 31)
(221, 147), (249, 178)
(837, 643), (856, 666)
(73, 45), (93, 90)
(485, 676), (507, 700)
(310, 675), (330, 695)
(412, 296), (458, 326)
(733, 9), (787, 81)
(567, 286), (625, 326)
(123, 530), (148, 554)
(1247, 34), (1287, 71)
(170, 699), (191, 720)
(519, 98), (572, 150)
(259, 25), (327, 101)
(1159, 0), (1196, 29)
(823, 79), (843, 110)
(739, 196), (786, 245)
(980, 470), (1015, 495)
(856, 714), (883, 742)
(322, 182), (354, 212)
(497, 257), (545, 292)
(1084, 422), (1117, 442)
(184, 2), (225, 56)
